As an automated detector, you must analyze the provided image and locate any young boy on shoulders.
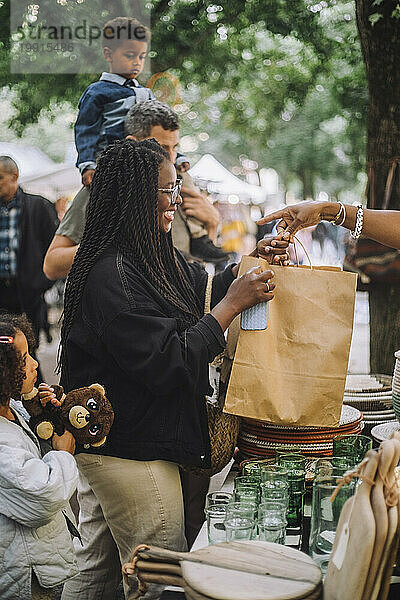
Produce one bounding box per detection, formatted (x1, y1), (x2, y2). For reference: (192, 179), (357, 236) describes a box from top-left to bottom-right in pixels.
(75, 16), (154, 187)
(47, 17), (154, 278)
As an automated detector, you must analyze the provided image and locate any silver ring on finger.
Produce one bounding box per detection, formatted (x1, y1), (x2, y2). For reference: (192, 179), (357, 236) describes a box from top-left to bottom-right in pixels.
(265, 282), (270, 293)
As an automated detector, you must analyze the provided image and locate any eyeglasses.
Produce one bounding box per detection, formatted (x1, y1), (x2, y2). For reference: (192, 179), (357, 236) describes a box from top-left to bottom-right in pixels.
(158, 179), (182, 206)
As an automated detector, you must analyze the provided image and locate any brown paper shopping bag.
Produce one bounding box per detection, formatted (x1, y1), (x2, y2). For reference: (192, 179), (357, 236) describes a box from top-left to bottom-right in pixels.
(224, 256), (357, 427)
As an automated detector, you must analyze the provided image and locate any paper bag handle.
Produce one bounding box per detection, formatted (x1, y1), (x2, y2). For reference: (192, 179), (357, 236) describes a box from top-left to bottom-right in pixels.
(293, 235), (313, 269)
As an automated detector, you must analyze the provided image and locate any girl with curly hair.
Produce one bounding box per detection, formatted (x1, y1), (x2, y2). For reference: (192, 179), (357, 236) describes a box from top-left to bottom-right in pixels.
(0, 313), (78, 600)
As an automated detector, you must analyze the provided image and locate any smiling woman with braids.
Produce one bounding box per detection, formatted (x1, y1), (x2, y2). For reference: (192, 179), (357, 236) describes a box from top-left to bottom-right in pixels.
(60, 139), (284, 600)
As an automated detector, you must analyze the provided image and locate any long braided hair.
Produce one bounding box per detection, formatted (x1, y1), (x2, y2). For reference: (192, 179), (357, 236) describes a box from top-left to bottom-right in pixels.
(60, 139), (202, 375)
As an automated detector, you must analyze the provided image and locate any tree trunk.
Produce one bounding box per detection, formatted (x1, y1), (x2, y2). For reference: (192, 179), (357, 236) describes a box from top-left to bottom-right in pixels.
(355, 0), (400, 374)
(299, 168), (314, 200)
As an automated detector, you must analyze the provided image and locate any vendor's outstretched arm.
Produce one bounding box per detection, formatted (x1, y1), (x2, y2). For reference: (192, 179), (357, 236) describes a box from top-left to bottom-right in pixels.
(257, 201), (400, 250)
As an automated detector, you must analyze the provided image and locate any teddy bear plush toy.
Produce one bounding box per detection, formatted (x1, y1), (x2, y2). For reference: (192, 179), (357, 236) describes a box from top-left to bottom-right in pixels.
(22, 383), (114, 449)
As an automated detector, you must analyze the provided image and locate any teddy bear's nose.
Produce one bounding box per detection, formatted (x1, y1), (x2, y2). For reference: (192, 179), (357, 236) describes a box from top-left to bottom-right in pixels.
(69, 406), (91, 429)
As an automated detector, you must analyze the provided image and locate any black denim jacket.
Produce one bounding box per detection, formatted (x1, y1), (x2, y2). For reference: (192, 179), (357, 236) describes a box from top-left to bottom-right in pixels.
(63, 247), (235, 468)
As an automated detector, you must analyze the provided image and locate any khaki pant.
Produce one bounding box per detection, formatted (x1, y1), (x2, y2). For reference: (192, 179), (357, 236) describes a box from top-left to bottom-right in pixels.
(31, 572), (53, 600)
(61, 454), (186, 600)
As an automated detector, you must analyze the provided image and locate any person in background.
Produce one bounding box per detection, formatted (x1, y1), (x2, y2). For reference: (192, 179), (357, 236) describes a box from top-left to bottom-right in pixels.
(44, 101), (222, 280)
(0, 313), (78, 600)
(175, 160), (229, 264)
(257, 200), (400, 251)
(0, 156), (58, 378)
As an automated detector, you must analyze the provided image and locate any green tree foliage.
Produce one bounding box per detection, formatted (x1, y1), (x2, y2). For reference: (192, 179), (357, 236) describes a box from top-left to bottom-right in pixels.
(0, 0), (367, 197)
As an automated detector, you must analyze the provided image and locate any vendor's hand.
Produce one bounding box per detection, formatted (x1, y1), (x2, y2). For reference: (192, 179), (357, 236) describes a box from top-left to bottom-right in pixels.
(257, 235), (290, 265)
(257, 201), (332, 241)
(38, 383), (62, 408)
(181, 193), (220, 229)
(225, 266), (275, 315)
(52, 430), (75, 455)
(82, 168), (95, 187)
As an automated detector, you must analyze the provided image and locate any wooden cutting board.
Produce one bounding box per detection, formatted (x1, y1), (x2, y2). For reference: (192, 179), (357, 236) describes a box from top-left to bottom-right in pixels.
(132, 542), (321, 600)
(180, 541), (321, 600)
(377, 500), (400, 600)
(373, 438), (400, 599)
(183, 582), (323, 600)
(362, 440), (394, 599)
(324, 449), (379, 600)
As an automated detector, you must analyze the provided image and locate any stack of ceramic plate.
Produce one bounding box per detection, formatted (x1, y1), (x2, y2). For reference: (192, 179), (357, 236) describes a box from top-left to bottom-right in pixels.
(371, 421), (400, 444)
(343, 373), (395, 434)
(392, 351), (400, 420)
(237, 405), (363, 460)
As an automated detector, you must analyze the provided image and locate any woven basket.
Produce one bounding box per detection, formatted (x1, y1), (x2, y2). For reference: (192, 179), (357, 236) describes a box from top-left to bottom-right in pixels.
(206, 400), (239, 476)
(181, 400), (239, 477)
(182, 273), (240, 476)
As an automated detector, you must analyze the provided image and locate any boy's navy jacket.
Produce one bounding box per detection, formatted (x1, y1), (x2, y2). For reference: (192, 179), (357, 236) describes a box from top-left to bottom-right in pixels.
(75, 72), (155, 173)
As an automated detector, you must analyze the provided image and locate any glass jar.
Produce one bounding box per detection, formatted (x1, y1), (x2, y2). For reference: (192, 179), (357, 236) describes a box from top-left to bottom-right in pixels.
(309, 470), (356, 574)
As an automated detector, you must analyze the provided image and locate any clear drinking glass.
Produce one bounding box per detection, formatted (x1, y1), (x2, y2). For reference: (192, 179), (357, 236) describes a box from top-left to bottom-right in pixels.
(205, 491), (232, 511)
(226, 501), (257, 516)
(260, 464), (289, 486)
(309, 471), (356, 574)
(233, 486), (260, 505)
(205, 504), (227, 545)
(234, 475), (260, 487)
(260, 485), (289, 506)
(234, 475), (260, 505)
(333, 434), (372, 468)
(224, 516), (255, 541)
(257, 501), (287, 544)
(225, 501), (258, 539)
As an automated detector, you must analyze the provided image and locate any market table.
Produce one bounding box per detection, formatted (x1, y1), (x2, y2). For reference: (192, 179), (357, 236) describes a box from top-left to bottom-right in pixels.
(159, 462), (400, 600)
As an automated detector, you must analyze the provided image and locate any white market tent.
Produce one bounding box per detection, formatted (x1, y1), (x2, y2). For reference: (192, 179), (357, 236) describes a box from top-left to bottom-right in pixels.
(189, 154), (266, 204)
(0, 142), (80, 202)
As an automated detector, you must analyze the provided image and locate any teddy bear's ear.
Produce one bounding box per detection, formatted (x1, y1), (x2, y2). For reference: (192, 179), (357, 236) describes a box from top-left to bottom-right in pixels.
(89, 383), (105, 395)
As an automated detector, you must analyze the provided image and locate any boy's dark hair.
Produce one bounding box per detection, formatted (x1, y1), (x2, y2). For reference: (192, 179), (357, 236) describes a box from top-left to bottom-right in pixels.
(0, 313), (35, 406)
(125, 100), (179, 139)
(102, 17), (151, 50)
